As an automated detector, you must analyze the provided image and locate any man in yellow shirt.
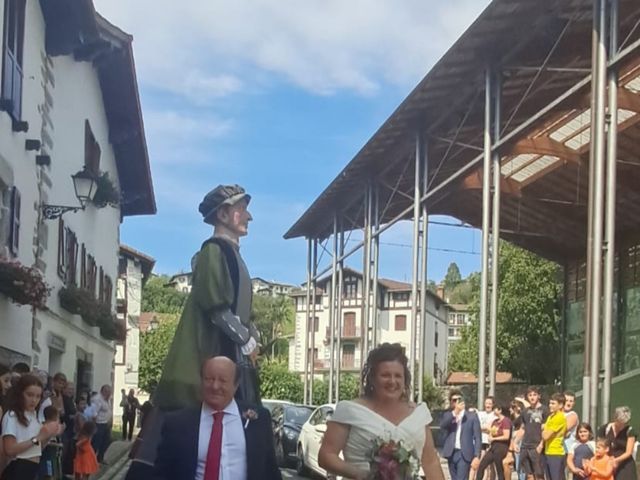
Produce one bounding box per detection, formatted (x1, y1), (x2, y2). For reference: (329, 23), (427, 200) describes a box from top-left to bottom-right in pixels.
(542, 393), (568, 480)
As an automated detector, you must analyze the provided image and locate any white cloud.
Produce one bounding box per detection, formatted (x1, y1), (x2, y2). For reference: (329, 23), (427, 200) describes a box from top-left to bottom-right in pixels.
(144, 110), (233, 142)
(94, 0), (489, 100)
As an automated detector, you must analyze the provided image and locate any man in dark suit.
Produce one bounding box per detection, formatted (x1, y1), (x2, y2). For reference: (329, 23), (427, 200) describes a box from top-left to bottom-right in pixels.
(153, 356), (281, 480)
(440, 390), (482, 480)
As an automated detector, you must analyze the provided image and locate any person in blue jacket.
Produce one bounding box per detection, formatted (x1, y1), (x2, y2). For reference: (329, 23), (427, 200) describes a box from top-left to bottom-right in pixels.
(440, 391), (482, 480)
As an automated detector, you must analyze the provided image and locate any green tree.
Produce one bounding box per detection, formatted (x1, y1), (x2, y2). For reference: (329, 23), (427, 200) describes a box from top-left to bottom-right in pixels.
(447, 272), (480, 304)
(141, 275), (188, 314)
(444, 262), (463, 291)
(259, 360), (304, 403)
(448, 242), (562, 384)
(251, 294), (295, 359)
(139, 316), (179, 393)
(422, 375), (446, 409)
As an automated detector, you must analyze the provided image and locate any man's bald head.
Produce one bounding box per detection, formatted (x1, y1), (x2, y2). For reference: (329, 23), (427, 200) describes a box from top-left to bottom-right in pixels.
(200, 356), (240, 410)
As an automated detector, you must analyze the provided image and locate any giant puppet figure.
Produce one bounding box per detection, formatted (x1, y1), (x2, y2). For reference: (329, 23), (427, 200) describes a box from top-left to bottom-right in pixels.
(127, 184), (260, 478)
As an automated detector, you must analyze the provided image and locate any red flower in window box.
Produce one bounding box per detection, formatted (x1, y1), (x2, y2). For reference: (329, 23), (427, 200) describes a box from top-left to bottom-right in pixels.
(0, 258), (51, 309)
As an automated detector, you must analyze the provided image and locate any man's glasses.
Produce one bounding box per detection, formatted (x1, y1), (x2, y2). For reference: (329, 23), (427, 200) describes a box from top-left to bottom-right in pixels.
(451, 396), (463, 403)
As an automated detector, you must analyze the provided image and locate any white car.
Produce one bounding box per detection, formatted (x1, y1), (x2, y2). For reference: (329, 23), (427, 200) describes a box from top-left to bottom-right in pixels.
(296, 403), (335, 478)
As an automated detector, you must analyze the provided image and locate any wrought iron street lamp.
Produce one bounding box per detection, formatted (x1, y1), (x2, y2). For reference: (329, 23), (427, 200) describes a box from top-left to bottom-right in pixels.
(42, 168), (98, 220)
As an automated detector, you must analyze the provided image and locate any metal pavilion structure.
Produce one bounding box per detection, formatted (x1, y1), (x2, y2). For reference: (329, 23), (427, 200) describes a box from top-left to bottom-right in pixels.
(284, 0), (640, 426)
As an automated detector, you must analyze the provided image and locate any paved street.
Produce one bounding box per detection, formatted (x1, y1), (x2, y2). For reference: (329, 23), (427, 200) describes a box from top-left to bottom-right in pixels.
(105, 460), (308, 480)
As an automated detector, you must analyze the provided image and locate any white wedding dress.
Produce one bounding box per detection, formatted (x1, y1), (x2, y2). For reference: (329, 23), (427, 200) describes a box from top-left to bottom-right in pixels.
(328, 400), (433, 478)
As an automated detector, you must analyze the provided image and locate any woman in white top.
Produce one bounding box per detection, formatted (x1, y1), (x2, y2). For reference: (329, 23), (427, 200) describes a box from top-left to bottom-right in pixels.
(318, 343), (446, 480)
(1, 374), (60, 480)
(0, 364), (12, 474)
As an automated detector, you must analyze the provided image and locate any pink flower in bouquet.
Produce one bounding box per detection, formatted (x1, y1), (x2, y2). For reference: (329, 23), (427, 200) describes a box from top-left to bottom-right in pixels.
(378, 457), (400, 479)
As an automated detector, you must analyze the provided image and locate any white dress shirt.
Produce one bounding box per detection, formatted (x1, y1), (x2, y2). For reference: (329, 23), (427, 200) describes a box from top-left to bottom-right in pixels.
(196, 399), (247, 480)
(93, 394), (113, 424)
(478, 410), (497, 444)
(454, 410), (465, 449)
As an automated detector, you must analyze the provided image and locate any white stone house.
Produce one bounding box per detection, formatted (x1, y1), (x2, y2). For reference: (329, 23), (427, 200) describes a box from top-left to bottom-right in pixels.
(113, 245), (154, 423)
(288, 268), (450, 384)
(251, 277), (296, 297)
(447, 303), (471, 345)
(168, 272), (192, 293)
(0, 1), (155, 393)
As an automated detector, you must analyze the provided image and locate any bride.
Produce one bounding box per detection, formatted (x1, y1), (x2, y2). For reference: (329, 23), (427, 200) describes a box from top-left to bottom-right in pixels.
(318, 343), (446, 480)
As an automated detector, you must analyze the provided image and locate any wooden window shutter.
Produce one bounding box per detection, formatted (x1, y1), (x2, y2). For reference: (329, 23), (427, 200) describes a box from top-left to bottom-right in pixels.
(57, 219), (66, 279)
(84, 120), (101, 175)
(105, 275), (112, 308)
(98, 267), (104, 302)
(1, 0), (26, 120)
(86, 255), (97, 295)
(80, 244), (86, 288)
(65, 229), (78, 285)
(8, 186), (20, 255)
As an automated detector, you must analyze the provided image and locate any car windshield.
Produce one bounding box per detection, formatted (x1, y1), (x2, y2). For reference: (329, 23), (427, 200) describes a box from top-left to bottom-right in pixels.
(284, 406), (314, 425)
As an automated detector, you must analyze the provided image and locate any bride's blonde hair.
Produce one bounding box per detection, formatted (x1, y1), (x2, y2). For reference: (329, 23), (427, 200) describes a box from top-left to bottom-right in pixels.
(361, 343), (411, 400)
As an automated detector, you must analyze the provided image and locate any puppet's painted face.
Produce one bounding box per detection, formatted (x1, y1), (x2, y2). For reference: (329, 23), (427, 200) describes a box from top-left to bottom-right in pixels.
(218, 199), (252, 237)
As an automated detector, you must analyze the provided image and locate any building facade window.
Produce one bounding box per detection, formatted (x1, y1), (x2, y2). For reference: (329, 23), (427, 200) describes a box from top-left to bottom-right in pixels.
(308, 316), (319, 333)
(393, 292), (410, 302)
(8, 186), (20, 255)
(1, 0), (26, 121)
(343, 312), (356, 337)
(342, 344), (355, 368)
(394, 315), (407, 331)
(344, 276), (358, 299)
(84, 120), (101, 174)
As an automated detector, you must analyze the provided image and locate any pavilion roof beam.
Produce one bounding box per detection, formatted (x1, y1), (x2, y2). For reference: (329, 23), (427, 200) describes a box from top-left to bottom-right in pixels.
(508, 137), (583, 164)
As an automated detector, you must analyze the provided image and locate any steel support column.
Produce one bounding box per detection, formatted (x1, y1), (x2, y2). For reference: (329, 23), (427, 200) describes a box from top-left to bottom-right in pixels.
(362, 185), (373, 366)
(418, 138), (429, 401)
(309, 239), (318, 403)
(602, 0), (619, 424)
(489, 72), (502, 397)
(303, 238), (312, 405)
(478, 68), (493, 406)
(328, 215), (338, 402)
(335, 223), (345, 401)
(587, 0), (608, 428)
(371, 186), (381, 349)
(410, 132), (423, 399)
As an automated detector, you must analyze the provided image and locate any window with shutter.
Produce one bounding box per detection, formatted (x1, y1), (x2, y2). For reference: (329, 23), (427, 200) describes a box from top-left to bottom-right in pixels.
(80, 244), (86, 288)
(104, 275), (112, 308)
(8, 186), (20, 255)
(1, 0), (26, 121)
(84, 120), (101, 175)
(98, 267), (104, 302)
(65, 229), (78, 285)
(57, 219), (66, 279)
(86, 255), (97, 295)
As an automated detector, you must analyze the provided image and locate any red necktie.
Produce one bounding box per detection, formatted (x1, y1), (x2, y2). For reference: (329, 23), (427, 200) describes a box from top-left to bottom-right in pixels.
(204, 411), (224, 480)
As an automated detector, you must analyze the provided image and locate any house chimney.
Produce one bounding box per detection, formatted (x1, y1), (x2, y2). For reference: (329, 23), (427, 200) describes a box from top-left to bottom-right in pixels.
(436, 284), (445, 300)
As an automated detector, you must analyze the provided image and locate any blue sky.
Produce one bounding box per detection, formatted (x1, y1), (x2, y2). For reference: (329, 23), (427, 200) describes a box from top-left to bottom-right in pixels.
(94, 0), (490, 285)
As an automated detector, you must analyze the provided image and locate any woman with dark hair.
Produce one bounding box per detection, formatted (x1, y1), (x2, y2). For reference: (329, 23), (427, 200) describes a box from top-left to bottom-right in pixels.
(476, 404), (512, 480)
(598, 407), (637, 480)
(0, 364), (12, 474)
(0, 375), (60, 480)
(318, 343), (445, 480)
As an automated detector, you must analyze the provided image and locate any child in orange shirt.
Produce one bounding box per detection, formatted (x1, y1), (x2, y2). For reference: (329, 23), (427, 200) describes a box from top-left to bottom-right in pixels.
(583, 438), (615, 480)
(74, 421), (99, 480)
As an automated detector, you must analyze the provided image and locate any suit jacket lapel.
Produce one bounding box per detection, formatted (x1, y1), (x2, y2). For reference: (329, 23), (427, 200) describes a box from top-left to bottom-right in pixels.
(187, 407), (202, 480)
(237, 402), (259, 479)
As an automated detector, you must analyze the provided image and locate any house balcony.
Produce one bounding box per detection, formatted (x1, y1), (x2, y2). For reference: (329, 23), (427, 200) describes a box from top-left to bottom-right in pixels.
(324, 327), (362, 343)
(312, 359), (360, 372)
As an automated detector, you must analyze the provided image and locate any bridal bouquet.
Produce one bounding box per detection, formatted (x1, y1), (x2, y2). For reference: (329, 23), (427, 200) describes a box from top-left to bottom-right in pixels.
(368, 436), (420, 480)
